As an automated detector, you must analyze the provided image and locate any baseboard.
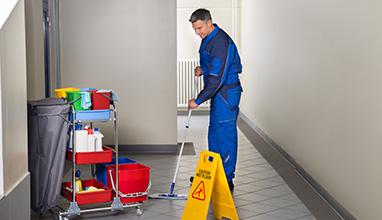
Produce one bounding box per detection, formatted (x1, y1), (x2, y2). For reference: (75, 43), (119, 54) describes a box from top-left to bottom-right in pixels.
(238, 112), (356, 220)
(116, 144), (179, 154)
(0, 173), (30, 220)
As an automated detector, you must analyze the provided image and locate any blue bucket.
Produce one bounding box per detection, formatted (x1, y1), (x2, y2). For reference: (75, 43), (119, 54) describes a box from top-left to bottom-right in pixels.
(96, 157), (135, 185)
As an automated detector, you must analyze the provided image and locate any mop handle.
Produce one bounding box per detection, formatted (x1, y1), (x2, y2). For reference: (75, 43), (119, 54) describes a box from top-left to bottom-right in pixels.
(170, 77), (198, 194)
(185, 108), (192, 128)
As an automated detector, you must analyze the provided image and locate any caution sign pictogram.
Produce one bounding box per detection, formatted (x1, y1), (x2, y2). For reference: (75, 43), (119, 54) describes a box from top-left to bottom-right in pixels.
(191, 181), (206, 201)
(181, 150), (239, 220)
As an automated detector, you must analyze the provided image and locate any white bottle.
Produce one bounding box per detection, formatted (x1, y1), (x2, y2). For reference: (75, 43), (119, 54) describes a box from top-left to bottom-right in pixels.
(87, 128), (96, 152)
(74, 130), (88, 152)
(93, 128), (104, 151)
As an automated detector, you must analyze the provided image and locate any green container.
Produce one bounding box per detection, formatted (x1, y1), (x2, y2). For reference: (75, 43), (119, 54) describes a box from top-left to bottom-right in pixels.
(67, 91), (90, 110)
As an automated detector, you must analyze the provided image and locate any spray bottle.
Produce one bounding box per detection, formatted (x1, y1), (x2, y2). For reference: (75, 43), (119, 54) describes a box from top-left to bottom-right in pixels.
(87, 127), (96, 152)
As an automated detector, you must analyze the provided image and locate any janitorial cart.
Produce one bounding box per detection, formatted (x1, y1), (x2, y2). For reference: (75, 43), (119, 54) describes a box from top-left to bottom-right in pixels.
(55, 88), (150, 220)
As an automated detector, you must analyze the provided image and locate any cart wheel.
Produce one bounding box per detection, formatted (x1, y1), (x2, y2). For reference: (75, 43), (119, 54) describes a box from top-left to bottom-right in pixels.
(136, 207), (143, 216)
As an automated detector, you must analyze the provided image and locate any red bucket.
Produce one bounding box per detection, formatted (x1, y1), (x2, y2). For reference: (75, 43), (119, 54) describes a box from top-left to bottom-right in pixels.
(91, 91), (111, 110)
(106, 163), (150, 203)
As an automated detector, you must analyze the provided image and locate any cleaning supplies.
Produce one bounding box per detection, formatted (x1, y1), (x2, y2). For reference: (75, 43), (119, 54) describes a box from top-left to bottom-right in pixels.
(73, 126), (103, 152)
(74, 170), (82, 193)
(69, 124), (82, 150)
(78, 186), (105, 194)
(84, 186), (105, 192)
(74, 128), (88, 152)
(93, 128), (104, 151)
(87, 128), (96, 152)
(79, 91), (92, 110)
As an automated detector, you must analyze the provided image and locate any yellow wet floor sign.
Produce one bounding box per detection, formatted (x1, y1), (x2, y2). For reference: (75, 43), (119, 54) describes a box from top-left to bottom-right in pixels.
(182, 150), (239, 220)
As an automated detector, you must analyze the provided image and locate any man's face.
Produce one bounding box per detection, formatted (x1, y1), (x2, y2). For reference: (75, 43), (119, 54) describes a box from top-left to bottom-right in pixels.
(192, 20), (213, 39)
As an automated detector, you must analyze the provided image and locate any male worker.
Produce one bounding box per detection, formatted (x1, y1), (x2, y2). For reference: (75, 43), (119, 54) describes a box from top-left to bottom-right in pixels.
(188, 8), (243, 191)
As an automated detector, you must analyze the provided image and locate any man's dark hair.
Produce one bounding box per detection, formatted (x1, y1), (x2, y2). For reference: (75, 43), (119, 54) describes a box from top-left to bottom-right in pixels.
(189, 8), (212, 23)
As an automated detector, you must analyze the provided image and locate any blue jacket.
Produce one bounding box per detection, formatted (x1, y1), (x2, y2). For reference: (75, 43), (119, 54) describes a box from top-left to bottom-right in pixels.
(195, 24), (242, 105)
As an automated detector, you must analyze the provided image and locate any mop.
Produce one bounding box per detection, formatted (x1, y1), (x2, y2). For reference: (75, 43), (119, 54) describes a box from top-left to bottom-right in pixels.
(149, 77), (198, 200)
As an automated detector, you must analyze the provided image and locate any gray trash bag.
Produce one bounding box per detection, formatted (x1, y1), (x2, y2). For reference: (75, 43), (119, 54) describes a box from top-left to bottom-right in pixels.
(28, 98), (71, 214)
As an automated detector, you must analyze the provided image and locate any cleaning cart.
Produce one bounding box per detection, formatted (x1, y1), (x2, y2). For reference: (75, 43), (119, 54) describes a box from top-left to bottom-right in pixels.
(58, 90), (150, 220)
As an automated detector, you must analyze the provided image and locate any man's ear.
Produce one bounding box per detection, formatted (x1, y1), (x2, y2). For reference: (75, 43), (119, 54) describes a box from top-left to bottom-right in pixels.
(207, 20), (213, 26)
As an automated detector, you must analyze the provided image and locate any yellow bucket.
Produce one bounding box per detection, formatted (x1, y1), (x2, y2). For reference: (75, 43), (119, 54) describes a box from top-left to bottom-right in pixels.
(54, 88), (80, 99)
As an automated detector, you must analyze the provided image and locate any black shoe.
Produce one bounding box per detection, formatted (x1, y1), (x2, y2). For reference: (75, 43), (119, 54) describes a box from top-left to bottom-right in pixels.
(228, 180), (234, 191)
(190, 176), (194, 183)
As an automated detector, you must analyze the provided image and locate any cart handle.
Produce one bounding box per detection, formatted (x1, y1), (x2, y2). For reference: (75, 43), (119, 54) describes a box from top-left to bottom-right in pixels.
(102, 145), (114, 151)
(101, 93), (115, 106)
(67, 96), (81, 105)
(101, 93), (113, 101)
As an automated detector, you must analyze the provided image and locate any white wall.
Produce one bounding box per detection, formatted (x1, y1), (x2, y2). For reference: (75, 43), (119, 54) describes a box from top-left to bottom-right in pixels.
(60, 0), (177, 145)
(0, 0), (28, 195)
(0, 0), (18, 29)
(0, 0), (20, 201)
(177, 0), (240, 58)
(240, 0), (382, 219)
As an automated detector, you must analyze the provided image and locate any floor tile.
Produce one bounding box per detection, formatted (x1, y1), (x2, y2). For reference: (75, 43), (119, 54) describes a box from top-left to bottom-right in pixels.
(266, 208), (309, 219)
(259, 198), (300, 208)
(295, 215), (317, 220)
(245, 213), (287, 220)
(240, 202), (280, 214)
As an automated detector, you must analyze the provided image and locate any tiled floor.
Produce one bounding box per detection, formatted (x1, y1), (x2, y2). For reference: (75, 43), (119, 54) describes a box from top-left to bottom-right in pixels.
(32, 115), (316, 220)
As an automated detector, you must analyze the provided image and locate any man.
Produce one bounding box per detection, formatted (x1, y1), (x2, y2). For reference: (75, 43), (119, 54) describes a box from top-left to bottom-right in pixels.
(188, 8), (243, 191)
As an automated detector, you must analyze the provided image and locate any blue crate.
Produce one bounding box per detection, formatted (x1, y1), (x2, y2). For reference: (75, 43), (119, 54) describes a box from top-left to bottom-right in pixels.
(96, 157), (136, 185)
(74, 110), (111, 122)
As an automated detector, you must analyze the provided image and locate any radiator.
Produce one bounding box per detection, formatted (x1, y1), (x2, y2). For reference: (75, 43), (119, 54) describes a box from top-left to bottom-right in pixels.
(177, 59), (210, 109)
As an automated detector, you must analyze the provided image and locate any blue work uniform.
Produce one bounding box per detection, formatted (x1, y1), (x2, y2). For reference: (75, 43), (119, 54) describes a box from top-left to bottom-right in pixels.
(195, 24), (243, 181)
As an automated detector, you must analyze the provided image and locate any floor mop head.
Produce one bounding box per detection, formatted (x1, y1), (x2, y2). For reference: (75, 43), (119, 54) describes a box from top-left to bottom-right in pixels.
(149, 193), (188, 200)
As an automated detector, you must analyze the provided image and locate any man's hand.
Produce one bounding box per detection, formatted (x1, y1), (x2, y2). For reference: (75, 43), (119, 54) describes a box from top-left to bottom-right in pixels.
(188, 99), (199, 110)
(194, 66), (203, 77)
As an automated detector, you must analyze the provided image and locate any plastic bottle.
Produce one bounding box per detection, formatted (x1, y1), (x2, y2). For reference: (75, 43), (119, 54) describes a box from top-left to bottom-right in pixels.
(74, 170), (82, 193)
(87, 128), (96, 152)
(69, 124), (83, 150)
(93, 128), (104, 151)
(74, 127), (88, 152)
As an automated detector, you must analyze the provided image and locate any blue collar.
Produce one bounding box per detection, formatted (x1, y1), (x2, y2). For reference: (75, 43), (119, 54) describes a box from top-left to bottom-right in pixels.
(201, 23), (219, 49)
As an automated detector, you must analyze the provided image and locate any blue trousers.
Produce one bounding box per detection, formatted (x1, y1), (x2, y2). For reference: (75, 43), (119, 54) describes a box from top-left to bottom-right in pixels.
(208, 85), (242, 181)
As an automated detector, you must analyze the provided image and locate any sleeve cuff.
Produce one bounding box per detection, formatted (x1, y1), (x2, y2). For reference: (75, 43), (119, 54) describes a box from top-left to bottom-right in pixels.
(195, 98), (203, 105)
